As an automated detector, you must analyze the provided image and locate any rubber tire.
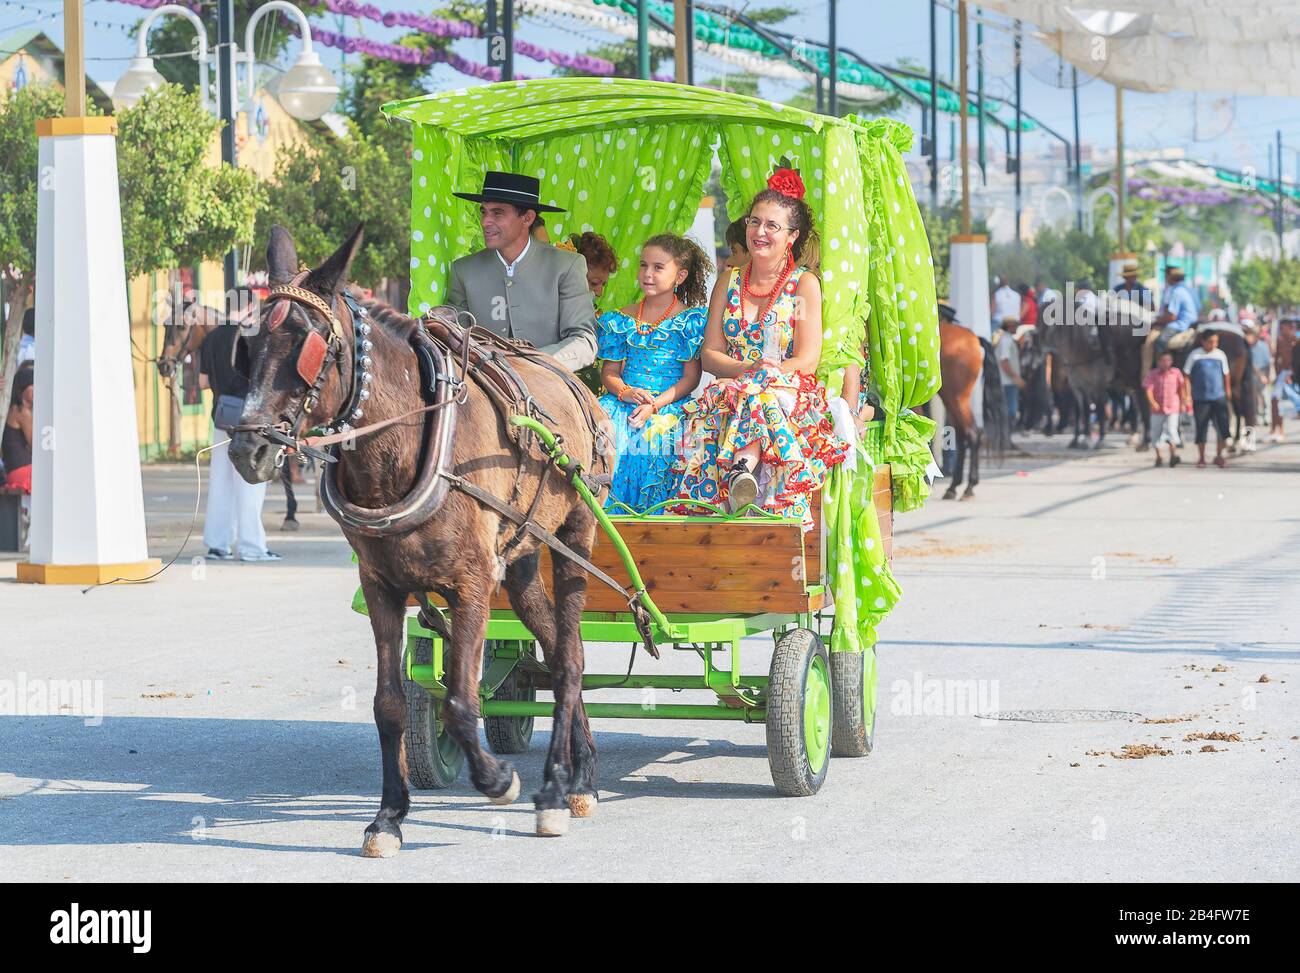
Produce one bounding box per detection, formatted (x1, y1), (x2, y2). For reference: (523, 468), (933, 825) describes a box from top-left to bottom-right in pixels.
(483, 641), (537, 755)
(403, 637), (465, 789)
(830, 648), (877, 757)
(766, 628), (833, 797)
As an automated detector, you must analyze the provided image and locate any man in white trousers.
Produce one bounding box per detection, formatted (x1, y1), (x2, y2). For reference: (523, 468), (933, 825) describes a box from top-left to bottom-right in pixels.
(198, 290), (280, 562)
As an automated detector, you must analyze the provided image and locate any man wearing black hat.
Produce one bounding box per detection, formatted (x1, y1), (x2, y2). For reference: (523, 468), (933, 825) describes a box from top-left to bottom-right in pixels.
(447, 171), (597, 371)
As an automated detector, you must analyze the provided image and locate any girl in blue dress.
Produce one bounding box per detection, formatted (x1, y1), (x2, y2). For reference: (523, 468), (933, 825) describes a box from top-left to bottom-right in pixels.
(597, 233), (712, 512)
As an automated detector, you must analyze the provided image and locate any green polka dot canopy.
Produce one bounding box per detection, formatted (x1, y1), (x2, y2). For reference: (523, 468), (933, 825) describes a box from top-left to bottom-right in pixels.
(382, 77), (940, 441)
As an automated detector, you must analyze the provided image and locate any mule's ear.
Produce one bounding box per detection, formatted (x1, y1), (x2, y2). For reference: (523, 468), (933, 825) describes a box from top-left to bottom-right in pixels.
(267, 224), (299, 285)
(308, 223), (365, 296)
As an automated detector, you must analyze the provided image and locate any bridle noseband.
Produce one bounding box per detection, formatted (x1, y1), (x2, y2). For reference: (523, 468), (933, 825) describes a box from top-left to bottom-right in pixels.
(230, 278), (372, 464)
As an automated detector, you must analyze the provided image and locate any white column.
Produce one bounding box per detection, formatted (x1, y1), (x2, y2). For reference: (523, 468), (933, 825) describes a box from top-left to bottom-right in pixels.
(18, 117), (159, 584)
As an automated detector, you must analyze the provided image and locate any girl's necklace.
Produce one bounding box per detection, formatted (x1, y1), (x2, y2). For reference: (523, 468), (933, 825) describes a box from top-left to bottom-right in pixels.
(634, 296), (678, 335)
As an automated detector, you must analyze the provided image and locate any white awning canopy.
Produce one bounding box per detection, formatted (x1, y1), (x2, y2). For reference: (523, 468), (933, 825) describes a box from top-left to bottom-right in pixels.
(974, 1), (1300, 96)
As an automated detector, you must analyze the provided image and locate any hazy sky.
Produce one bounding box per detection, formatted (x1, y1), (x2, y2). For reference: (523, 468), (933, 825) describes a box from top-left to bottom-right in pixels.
(4, 0), (1297, 180)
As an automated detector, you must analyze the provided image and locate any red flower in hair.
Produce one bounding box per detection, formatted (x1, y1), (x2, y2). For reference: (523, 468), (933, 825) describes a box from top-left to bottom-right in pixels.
(767, 167), (806, 200)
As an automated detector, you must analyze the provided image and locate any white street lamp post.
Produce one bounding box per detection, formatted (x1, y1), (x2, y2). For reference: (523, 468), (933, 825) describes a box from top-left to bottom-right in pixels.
(243, 1), (340, 122)
(112, 4), (210, 112)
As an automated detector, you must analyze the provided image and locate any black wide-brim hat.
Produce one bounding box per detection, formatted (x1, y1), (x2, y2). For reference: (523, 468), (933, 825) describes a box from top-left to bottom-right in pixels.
(453, 170), (566, 213)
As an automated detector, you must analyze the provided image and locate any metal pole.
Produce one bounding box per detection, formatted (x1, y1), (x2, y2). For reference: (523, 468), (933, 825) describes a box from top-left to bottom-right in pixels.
(686, 0), (695, 83)
(217, 0), (237, 298)
(948, 4), (955, 166)
(929, 0), (938, 211)
(486, 0), (498, 71)
(503, 0), (515, 81)
(828, 0), (838, 116)
(959, 1), (970, 235)
(1278, 129), (1285, 248)
(1014, 19), (1022, 246)
(63, 0), (86, 117)
(816, 73), (824, 113)
(673, 0), (692, 84)
(1116, 85), (1126, 252)
(1073, 66), (1083, 230)
(637, 0), (650, 80)
(976, 7), (985, 185)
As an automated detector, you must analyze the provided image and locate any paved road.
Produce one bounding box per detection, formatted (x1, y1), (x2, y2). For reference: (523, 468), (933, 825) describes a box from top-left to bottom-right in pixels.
(3, 433), (1297, 881)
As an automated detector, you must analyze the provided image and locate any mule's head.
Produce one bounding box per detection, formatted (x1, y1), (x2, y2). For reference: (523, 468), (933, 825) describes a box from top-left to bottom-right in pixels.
(157, 293), (199, 379)
(228, 223), (364, 484)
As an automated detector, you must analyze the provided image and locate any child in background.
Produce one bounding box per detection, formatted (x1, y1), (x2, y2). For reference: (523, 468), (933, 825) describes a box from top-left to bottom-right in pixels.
(1183, 330), (1233, 468)
(596, 233), (712, 511)
(1142, 349), (1189, 467)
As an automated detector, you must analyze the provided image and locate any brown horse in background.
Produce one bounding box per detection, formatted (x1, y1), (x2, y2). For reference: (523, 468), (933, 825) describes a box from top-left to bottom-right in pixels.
(228, 225), (612, 857)
(930, 322), (1009, 499)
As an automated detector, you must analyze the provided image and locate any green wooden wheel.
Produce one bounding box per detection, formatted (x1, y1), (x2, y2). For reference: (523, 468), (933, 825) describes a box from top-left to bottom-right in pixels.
(766, 628), (833, 796)
(403, 637), (465, 789)
(831, 647), (878, 757)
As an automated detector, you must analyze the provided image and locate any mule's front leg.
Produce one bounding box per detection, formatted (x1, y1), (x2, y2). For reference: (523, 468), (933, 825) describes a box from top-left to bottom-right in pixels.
(535, 512), (597, 835)
(443, 583), (521, 805)
(360, 572), (411, 859)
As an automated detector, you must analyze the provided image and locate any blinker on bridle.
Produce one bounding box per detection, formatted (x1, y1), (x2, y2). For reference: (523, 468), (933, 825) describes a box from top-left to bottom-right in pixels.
(233, 277), (374, 464)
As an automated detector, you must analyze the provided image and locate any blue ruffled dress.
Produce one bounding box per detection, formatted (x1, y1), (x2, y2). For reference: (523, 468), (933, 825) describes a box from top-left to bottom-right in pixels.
(597, 306), (706, 512)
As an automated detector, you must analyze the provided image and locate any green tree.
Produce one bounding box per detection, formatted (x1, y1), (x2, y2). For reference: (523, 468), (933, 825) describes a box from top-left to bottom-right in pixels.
(252, 121), (408, 287)
(0, 83), (64, 417)
(1226, 257), (1274, 309)
(115, 84), (265, 279)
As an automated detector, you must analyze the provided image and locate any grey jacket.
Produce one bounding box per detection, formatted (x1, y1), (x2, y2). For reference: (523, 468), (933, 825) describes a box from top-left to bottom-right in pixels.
(447, 243), (597, 371)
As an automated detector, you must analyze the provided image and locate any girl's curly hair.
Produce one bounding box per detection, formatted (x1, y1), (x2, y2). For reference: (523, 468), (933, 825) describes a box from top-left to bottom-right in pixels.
(641, 232), (715, 308)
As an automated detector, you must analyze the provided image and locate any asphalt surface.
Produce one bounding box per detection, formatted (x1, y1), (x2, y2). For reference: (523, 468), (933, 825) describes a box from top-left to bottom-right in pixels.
(2, 429), (1298, 881)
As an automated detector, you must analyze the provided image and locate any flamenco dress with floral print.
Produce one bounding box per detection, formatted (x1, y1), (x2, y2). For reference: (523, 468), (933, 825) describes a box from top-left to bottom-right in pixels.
(597, 305), (706, 512)
(671, 265), (848, 526)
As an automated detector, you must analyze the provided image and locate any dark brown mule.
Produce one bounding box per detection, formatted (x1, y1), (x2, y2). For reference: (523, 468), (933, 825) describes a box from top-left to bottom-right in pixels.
(228, 225), (611, 857)
(932, 322), (1008, 499)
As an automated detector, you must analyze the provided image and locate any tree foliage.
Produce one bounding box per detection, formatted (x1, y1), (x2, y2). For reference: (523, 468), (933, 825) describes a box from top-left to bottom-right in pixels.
(252, 121), (408, 286)
(0, 83), (66, 280)
(1229, 256), (1300, 311)
(116, 84), (265, 279)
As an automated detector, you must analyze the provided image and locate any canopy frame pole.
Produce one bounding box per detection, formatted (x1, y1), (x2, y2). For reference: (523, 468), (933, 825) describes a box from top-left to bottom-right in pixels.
(929, 0), (939, 212)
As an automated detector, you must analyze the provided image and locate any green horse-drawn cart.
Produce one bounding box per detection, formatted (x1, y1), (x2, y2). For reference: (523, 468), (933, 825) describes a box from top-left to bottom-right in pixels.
(359, 78), (941, 796)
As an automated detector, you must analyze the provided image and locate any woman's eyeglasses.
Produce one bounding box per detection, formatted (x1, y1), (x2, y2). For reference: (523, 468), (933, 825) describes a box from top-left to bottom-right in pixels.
(742, 217), (794, 234)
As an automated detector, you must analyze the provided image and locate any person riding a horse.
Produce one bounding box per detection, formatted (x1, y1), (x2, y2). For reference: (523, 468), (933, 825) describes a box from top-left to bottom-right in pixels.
(1142, 264), (1200, 375)
(447, 171), (598, 372)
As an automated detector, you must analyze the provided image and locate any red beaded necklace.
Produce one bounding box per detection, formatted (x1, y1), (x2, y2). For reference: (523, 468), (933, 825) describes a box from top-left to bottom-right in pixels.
(740, 252), (794, 326)
(634, 295), (678, 335)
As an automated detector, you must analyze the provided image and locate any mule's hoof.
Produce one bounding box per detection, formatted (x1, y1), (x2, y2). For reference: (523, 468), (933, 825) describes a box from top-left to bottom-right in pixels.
(360, 831), (401, 859)
(488, 770), (521, 806)
(536, 807), (570, 837)
(568, 792), (598, 818)
(281, 518), (300, 532)
(942, 490), (957, 501)
(959, 491), (975, 501)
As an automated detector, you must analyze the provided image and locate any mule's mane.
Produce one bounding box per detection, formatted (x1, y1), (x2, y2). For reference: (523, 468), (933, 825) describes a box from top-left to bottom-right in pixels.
(353, 292), (421, 341)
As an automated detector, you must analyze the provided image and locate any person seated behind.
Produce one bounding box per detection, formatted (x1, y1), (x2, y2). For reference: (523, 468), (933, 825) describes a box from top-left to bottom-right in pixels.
(561, 231), (618, 300)
(597, 233), (711, 512)
(1143, 264), (1199, 374)
(839, 336), (880, 437)
(671, 167), (848, 524)
(2, 362), (35, 493)
(530, 212), (550, 244)
(721, 217), (749, 272)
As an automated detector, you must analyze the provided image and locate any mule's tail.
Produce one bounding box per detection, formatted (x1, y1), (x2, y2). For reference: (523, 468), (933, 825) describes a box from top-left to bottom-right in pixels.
(978, 336), (1010, 460)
